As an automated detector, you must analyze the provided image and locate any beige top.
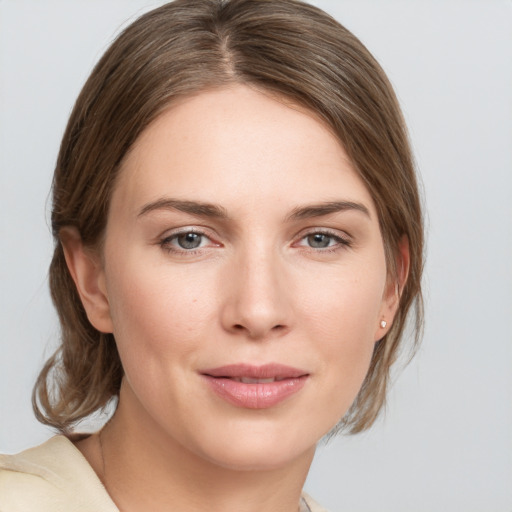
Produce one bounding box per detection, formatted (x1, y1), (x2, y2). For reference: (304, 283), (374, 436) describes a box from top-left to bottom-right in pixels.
(0, 436), (329, 512)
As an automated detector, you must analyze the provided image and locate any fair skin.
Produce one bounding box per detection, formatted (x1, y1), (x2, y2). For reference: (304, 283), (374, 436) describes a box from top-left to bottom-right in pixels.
(63, 85), (404, 512)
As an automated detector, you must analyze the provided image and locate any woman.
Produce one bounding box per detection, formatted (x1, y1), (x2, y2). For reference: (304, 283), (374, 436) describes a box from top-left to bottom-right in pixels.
(0, 1), (423, 510)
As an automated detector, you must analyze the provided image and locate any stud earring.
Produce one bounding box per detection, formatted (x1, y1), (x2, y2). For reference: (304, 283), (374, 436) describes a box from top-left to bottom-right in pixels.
(380, 320), (387, 329)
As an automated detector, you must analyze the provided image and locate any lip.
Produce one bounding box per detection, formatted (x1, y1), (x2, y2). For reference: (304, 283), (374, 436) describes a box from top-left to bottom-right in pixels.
(200, 363), (309, 409)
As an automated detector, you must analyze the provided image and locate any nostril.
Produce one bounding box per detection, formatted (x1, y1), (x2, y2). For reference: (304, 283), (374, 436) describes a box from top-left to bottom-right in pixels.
(231, 323), (285, 335)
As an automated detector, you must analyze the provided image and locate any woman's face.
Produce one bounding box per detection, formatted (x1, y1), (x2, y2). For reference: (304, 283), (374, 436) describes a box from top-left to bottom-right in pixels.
(87, 85), (396, 470)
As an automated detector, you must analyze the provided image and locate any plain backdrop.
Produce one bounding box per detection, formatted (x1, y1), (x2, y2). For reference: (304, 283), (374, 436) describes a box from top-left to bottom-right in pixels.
(1, 1), (511, 511)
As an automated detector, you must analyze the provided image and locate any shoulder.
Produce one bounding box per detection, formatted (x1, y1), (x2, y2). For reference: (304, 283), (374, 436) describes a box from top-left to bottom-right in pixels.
(301, 491), (331, 512)
(0, 435), (118, 512)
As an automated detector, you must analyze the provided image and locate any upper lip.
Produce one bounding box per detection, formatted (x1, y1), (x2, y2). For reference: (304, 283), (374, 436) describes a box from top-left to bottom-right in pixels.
(200, 363), (309, 380)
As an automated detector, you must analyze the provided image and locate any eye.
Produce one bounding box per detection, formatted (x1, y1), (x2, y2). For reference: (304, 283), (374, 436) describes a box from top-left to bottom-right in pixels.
(159, 229), (217, 254)
(295, 230), (351, 251)
(306, 233), (336, 248)
(175, 232), (204, 250)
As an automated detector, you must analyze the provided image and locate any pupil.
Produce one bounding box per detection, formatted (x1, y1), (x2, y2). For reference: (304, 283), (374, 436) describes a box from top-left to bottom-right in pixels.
(308, 233), (330, 248)
(178, 233), (201, 249)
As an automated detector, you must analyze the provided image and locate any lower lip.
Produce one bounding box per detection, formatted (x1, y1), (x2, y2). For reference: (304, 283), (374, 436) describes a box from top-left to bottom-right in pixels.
(202, 375), (308, 409)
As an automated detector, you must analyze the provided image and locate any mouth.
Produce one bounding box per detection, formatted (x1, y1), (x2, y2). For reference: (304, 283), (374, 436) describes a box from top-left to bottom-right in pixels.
(200, 364), (309, 409)
(229, 377), (286, 383)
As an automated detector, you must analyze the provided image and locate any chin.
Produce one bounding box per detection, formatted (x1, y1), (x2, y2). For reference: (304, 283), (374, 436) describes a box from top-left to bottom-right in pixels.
(200, 441), (314, 472)
(185, 417), (324, 472)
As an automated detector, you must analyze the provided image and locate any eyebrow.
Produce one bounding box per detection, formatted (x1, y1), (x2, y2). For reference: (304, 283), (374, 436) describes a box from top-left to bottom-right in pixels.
(138, 198), (228, 219)
(138, 197), (370, 222)
(286, 200), (371, 221)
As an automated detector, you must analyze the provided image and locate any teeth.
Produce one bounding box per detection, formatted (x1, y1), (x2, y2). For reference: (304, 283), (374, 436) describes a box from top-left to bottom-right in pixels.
(238, 377), (276, 384)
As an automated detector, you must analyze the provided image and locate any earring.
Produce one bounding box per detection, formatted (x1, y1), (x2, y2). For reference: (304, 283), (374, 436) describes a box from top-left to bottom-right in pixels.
(380, 320), (387, 329)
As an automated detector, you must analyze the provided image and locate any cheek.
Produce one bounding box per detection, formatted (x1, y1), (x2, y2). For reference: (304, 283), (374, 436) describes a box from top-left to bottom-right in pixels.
(104, 253), (217, 362)
(102, 257), (220, 421)
(298, 265), (386, 412)
(301, 261), (386, 341)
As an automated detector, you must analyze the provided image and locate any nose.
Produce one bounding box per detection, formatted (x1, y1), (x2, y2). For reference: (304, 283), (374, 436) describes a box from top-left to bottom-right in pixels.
(220, 248), (293, 340)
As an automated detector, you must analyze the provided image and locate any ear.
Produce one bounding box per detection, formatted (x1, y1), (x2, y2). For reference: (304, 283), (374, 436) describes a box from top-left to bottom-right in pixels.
(375, 235), (410, 340)
(60, 227), (113, 333)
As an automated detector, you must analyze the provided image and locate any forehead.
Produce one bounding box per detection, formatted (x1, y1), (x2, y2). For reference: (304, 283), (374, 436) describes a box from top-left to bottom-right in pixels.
(113, 85), (376, 218)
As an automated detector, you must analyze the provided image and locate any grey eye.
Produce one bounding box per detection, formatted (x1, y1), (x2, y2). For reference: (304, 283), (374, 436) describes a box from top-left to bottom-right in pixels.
(307, 233), (333, 248)
(177, 232), (203, 249)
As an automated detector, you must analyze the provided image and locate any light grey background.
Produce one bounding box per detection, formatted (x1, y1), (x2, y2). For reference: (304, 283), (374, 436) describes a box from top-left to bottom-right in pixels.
(1, 1), (511, 510)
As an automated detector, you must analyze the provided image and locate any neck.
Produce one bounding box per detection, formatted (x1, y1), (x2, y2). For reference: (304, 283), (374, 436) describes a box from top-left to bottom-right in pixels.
(94, 394), (314, 512)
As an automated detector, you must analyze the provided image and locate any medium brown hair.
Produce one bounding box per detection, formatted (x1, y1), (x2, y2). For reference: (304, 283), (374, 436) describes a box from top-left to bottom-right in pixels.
(33, 0), (424, 434)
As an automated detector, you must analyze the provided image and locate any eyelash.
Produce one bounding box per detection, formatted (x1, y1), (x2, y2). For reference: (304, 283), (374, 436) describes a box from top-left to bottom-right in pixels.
(158, 228), (352, 256)
(159, 228), (216, 256)
(294, 229), (352, 253)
